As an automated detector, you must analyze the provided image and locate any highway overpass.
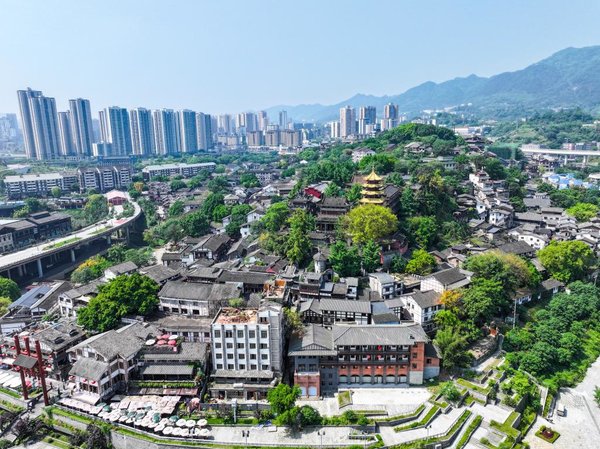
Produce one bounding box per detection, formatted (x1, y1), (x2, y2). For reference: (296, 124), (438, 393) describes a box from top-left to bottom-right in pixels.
(0, 200), (142, 282)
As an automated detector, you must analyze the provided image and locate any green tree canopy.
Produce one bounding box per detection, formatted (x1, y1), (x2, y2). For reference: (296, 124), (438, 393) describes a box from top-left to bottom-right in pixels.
(0, 278), (20, 300)
(405, 249), (436, 275)
(538, 240), (596, 283)
(407, 216), (438, 249)
(84, 194), (109, 223)
(345, 204), (398, 244)
(267, 383), (301, 416)
(168, 200), (185, 218)
(77, 273), (159, 332)
(461, 278), (507, 324)
(566, 202), (599, 222)
(362, 240), (381, 273)
(464, 250), (533, 293)
(329, 241), (361, 277)
(260, 203), (290, 233)
(285, 210), (315, 265)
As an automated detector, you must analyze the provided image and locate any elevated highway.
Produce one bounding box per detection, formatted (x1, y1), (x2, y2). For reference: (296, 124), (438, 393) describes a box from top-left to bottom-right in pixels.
(0, 200), (141, 281)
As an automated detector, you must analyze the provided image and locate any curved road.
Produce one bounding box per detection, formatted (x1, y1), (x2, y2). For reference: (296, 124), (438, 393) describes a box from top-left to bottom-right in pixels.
(0, 197), (141, 274)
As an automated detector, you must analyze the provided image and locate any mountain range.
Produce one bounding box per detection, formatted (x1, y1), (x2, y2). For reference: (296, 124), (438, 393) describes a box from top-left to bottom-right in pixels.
(265, 46), (600, 122)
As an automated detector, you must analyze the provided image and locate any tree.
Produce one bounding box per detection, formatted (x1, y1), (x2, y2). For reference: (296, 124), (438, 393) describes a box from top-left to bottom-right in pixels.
(407, 216), (438, 249)
(595, 386), (600, 408)
(464, 251), (532, 293)
(285, 210), (315, 266)
(405, 249), (436, 275)
(0, 278), (20, 300)
(538, 240), (596, 283)
(439, 290), (462, 312)
(168, 200), (185, 217)
(462, 278), (507, 324)
(260, 203), (289, 233)
(207, 176), (229, 193)
(483, 158), (506, 180)
(240, 173), (260, 188)
(50, 186), (62, 198)
(181, 211), (210, 237)
(434, 327), (471, 371)
(284, 308), (305, 338)
(85, 194), (109, 223)
(107, 244), (127, 263)
(390, 255), (407, 273)
(440, 382), (461, 402)
(362, 240), (381, 273)
(329, 241), (361, 277)
(324, 183), (341, 197)
(345, 183), (362, 203)
(566, 202), (599, 222)
(13, 198), (45, 218)
(267, 383), (301, 416)
(0, 297), (11, 317)
(346, 204), (398, 244)
(170, 179), (187, 191)
(77, 273), (159, 332)
(71, 256), (111, 284)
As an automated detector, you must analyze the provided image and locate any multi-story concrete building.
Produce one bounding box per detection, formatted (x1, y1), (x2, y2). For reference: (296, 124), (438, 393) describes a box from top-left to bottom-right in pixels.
(17, 88), (61, 160)
(339, 106), (356, 138)
(290, 323), (439, 397)
(57, 111), (76, 156)
(69, 98), (94, 156)
(210, 303), (283, 400)
(178, 110), (197, 153)
(196, 112), (213, 151)
(358, 106), (377, 135)
(77, 165), (133, 192)
(4, 173), (64, 198)
(142, 162), (216, 180)
(153, 109), (180, 155)
(129, 108), (154, 156)
(104, 107), (133, 156)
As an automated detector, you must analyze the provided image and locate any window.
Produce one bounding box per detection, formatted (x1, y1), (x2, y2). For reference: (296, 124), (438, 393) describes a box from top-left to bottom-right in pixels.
(261, 354), (268, 360)
(237, 343), (244, 349)
(214, 343), (221, 348)
(225, 331), (233, 338)
(249, 343), (256, 349)
(227, 354), (233, 359)
(226, 343), (233, 349)
(237, 330), (244, 338)
(239, 364), (245, 370)
(412, 363), (417, 369)
(426, 358), (432, 364)
(239, 354), (245, 360)
(250, 364), (257, 370)
(412, 352), (417, 358)
(260, 330), (268, 339)
(216, 364), (223, 369)
(213, 330), (221, 338)
(249, 330), (256, 338)
(260, 343), (268, 349)
(262, 365), (269, 370)
(250, 354), (257, 360)
(227, 364), (234, 369)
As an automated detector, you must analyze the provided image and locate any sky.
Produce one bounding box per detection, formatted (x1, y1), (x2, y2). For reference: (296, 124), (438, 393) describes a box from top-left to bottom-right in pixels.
(2, 0), (600, 116)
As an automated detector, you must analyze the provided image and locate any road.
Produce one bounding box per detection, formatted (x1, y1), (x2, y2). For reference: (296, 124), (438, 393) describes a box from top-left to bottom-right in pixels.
(525, 357), (600, 449)
(0, 198), (140, 273)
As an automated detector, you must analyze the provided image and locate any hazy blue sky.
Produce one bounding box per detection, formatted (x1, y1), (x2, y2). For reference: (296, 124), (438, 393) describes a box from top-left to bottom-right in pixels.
(2, 0), (600, 115)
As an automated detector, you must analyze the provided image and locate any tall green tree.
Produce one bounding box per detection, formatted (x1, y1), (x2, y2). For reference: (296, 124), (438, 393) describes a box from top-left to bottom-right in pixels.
(538, 240), (596, 283)
(329, 241), (361, 277)
(285, 209), (315, 266)
(84, 194), (109, 223)
(434, 327), (471, 371)
(0, 278), (20, 300)
(362, 240), (381, 273)
(405, 249), (436, 275)
(346, 204), (398, 244)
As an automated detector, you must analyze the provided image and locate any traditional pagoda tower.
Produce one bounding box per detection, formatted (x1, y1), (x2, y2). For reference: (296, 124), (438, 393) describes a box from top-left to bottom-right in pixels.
(360, 167), (385, 205)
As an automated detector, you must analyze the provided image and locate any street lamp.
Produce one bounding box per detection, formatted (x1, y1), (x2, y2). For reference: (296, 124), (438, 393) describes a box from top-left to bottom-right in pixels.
(317, 430), (325, 449)
(242, 430), (250, 449)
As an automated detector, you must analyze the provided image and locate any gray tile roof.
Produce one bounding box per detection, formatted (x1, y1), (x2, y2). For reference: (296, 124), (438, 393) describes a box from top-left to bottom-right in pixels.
(288, 324), (335, 356)
(402, 290), (441, 309)
(106, 261), (138, 276)
(159, 281), (240, 301)
(142, 342), (208, 362)
(69, 357), (109, 381)
(140, 264), (181, 284)
(430, 268), (469, 286)
(319, 298), (371, 314)
(140, 364), (194, 376)
(332, 323), (429, 346)
(497, 241), (535, 255)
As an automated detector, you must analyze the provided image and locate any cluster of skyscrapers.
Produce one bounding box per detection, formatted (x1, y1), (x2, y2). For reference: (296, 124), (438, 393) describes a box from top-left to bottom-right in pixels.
(17, 88), (215, 160)
(330, 103), (402, 139)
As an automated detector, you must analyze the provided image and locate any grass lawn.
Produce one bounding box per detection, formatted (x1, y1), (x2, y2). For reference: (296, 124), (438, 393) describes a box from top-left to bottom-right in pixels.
(337, 390), (352, 407)
(456, 415), (482, 449)
(394, 405), (439, 432)
(536, 426), (560, 443)
(44, 237), (81, 250)
(457, 378), (490, 395)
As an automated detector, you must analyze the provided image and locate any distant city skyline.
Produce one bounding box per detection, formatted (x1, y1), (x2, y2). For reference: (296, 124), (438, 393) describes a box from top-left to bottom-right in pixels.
(2, 1), (600, 115)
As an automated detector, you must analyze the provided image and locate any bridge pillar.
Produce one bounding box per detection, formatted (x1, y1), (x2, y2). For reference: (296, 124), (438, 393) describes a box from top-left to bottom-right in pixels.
(70, 249), (76, 262)
(36, 259), (43, 278)
(5, 268), (11, 280)
(17, 265), (23, 277)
